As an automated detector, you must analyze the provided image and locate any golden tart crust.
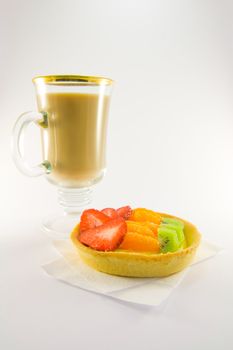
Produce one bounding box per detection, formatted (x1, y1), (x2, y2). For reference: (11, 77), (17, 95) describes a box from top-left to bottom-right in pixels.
(70, 213), (201, 277)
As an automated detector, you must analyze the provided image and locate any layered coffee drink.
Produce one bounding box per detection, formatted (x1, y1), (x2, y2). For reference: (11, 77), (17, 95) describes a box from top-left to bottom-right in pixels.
(13, 75), (113, 235)
(37, 92), (110, 187)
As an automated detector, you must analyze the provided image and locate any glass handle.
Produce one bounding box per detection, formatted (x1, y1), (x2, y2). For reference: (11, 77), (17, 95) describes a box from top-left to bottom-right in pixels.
(12, 111), (51, 177)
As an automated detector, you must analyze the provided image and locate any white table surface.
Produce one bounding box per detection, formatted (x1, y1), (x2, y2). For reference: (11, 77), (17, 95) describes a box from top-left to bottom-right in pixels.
(1, 174), (233, 350)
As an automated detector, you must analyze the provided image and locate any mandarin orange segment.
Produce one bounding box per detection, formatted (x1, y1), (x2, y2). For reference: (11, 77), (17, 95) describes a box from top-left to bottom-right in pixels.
(138, 221), (158, 236)
(119, 231), (160, 252)
(126, 221), (154, 237)
(130, 208), (162, 225)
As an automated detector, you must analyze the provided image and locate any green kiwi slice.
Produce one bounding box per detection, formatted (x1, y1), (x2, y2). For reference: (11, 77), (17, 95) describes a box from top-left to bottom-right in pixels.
(162, 217), (184, 229)
(161, 218), (185, 247)
(160, 224), (184, 246)
(158, 226), (180, 253)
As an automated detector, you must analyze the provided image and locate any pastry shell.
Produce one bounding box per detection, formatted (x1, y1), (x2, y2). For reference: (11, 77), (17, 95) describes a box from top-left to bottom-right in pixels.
(70, 213), (201, 277)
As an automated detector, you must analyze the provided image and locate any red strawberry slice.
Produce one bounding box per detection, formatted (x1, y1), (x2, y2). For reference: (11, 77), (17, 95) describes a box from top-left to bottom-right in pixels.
(101, 208), (118, 219)
(80, 209), (109, 233)
(79, 217), (127, 251)
(116, 206), (132, 220)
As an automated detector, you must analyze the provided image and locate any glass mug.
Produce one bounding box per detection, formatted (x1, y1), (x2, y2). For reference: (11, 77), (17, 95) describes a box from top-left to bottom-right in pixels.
(12, 75), (114, 237)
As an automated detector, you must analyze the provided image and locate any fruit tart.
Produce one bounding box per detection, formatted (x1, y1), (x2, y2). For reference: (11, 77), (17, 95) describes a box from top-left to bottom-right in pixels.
(71, 206), (201, 277)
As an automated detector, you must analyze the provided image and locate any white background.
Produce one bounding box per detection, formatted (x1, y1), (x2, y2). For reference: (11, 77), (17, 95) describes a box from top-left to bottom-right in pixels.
(1, 0), (233, 349)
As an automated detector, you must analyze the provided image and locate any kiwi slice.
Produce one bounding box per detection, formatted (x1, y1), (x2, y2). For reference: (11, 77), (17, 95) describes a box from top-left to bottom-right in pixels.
(158, 226), (180, 253)
(160, 223), (184, 247)
(162, 218), (185, 247)
(162, 217), (184, 229)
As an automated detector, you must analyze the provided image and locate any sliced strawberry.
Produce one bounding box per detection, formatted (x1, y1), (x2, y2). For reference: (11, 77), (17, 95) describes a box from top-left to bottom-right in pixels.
(101, 208), (118, 219)
(79, 217), (127, 251)
(116, 205), (132, 220)
(79, 209), (109, 233)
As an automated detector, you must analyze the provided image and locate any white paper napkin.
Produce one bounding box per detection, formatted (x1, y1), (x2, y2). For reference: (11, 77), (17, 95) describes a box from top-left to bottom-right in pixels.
(42, 239), (222, 306)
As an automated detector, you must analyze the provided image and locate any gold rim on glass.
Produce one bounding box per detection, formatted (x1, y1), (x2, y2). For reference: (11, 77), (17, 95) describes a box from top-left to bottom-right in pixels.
(32, 75), (114, 85)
